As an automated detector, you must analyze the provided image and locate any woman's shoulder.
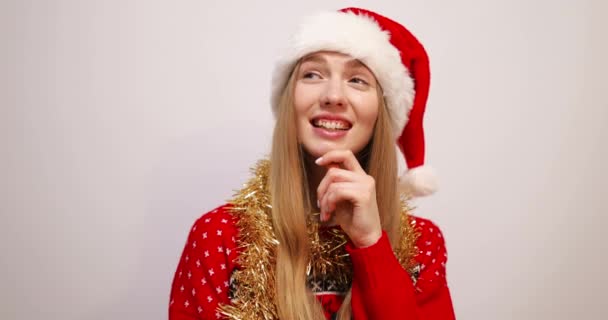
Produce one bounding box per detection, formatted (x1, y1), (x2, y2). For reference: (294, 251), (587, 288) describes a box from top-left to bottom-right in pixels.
(179, 203), (241, 271)
(409, 215), (447, 266)
(185, 204), (240, 247)
(410, 216), (446, 248)
(408, 215), (449, 297)
(170, 204), (240, 318)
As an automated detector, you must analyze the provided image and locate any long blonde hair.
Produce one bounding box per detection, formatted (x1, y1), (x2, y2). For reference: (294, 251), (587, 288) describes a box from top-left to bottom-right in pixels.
(269, 61), (401, 320)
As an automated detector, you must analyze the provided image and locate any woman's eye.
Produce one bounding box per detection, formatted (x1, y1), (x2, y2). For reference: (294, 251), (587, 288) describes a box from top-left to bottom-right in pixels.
(302, 72), (321, 79)
(350, 77), (368, 85)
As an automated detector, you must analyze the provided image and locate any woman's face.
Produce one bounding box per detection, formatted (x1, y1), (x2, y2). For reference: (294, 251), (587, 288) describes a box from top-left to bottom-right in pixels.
(293, 51), (380, 159)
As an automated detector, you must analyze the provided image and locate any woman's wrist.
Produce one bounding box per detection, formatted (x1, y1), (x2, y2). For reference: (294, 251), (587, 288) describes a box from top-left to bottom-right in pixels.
(351, 229), (383, 248)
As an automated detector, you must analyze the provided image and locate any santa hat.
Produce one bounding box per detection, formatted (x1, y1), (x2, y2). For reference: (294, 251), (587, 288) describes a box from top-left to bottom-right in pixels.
(271, 7), (437, 197)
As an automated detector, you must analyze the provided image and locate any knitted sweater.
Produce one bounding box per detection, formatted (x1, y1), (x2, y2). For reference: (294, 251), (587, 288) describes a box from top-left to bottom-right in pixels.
(169, 204), (455, 319)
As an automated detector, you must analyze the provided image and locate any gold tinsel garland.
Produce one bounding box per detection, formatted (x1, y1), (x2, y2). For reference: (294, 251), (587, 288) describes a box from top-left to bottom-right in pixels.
(218, 159), (419, 320)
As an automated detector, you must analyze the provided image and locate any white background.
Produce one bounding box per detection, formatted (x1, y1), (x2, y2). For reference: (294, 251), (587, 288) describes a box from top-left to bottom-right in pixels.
(2, 0), (607, 319)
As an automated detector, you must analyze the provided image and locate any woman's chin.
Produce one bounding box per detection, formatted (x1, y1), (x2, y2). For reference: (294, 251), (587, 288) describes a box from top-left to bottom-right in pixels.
(301, 142), (351, 158)
(301, 147), (326, 160)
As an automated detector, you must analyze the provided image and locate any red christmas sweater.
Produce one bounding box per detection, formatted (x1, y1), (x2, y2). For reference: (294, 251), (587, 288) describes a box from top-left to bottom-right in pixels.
(169, 204), (455, 319)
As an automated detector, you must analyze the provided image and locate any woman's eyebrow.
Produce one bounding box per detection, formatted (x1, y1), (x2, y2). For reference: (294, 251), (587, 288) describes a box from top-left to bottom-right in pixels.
(300, 55), (327, 65)
(345, 59), (368, 71)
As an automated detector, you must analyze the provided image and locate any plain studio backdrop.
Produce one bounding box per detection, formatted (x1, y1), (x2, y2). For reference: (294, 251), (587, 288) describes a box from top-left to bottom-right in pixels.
(1, 0), (607, 319)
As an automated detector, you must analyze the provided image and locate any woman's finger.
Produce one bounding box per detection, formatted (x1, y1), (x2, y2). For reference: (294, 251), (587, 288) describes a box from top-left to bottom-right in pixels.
(317, 167), (361, 208)
(320, 182), (362, 221)
(315, 149), (365, 174)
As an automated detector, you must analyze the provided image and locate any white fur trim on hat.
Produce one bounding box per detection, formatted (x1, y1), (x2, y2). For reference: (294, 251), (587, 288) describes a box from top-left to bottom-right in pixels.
(271, 11), (414, 137)
(399, 165), (438, 197)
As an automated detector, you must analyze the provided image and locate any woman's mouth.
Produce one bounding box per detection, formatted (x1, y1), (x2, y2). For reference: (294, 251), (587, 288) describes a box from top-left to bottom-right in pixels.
(311, 118), (352, 131)
(310, 117), (352, 139)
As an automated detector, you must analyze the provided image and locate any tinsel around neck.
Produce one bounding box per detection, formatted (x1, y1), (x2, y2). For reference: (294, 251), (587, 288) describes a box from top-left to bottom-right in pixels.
(218, 159), (419, 319)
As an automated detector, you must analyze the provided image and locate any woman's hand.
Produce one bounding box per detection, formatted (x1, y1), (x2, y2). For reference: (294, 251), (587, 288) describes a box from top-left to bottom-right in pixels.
(316, 149), (382, 248)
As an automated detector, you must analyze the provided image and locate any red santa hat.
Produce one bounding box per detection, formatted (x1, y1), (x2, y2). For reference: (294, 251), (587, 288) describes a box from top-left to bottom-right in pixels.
(271, 7), (438, 197)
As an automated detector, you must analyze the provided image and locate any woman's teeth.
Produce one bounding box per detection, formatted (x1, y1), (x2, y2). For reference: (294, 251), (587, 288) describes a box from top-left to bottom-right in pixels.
(313, 119), (351, 130)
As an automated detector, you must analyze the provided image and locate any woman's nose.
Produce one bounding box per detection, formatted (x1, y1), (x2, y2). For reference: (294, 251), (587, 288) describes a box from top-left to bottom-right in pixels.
(321, 78), (346, 108)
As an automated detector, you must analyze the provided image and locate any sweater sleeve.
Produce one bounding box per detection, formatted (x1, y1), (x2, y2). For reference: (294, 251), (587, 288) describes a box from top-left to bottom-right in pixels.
(169, 205), (239, 320)
(346, 217), (455, 319)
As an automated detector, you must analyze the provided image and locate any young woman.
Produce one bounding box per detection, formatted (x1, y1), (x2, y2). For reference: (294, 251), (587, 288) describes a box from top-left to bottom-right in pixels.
(169, 8), (455, 320)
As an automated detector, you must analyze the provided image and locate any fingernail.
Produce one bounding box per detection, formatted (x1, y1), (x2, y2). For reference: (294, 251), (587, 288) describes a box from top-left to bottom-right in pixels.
(316, 200), (320, 208)
(315, 157), (323, 165)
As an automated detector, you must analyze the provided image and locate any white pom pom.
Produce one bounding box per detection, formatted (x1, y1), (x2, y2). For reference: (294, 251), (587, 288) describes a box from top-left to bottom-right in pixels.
(399, 165), (438, 197)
